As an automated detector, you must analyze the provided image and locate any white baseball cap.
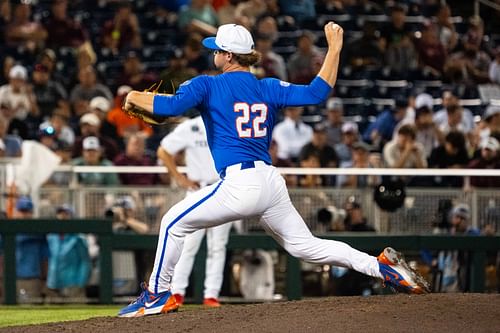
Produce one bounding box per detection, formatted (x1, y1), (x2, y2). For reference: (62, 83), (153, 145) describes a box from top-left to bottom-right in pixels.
(415, 93), (433, 110)
(202, 24), (254, 54)
(341, 121), (358, 133)
(480, 137), (499, 151)
(82, 136), (101, 150)
(80, 112), (101, 127)
(90, 96), (111, 112)
(9, 65), (28, 80)
(326, 97), (343, 111)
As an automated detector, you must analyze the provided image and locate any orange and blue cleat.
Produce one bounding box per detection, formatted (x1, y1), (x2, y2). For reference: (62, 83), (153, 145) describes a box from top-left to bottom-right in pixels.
(118, 282), (179, 317)
(378, 247), (430, 294)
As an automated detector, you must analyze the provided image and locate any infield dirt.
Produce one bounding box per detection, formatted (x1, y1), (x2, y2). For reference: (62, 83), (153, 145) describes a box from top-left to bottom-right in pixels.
(1, 294), (499, 333)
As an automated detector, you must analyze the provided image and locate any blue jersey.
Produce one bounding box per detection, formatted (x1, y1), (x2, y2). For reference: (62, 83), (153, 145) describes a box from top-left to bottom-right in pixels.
(154, 72), (331, 173)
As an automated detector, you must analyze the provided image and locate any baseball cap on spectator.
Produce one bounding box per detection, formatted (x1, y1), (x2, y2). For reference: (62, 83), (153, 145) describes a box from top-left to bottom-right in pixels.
(9, 65), (27, 80)
(202, 24), (255, 54)
(394, 95), (408, 109)
(90, 96), (111, 113)
(117, 85), (132, 96)
(483, 105), (500, 121)
(83, 136), (101, 150)
(114, 196), (136, 210)
(341, 121), (358, 134)
(326, 97), (343, 111)
(352, 141), (372, 152)
(480, 137), (499, 151)
(56, 203), (74, 216)
(313, 123), (327, 133)
(16, 196), (33, 212)
(41, 48), (57, 62)
(80, 113), (101, 127)
(415, 93), (433, 110)
(451, 204), (470, 220)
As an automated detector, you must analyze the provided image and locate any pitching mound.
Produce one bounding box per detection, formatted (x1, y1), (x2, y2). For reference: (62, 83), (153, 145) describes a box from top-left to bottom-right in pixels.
(2, 294), (499, 333)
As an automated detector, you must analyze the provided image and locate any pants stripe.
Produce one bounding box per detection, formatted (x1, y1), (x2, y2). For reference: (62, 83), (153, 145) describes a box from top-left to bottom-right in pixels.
(154, 180), (224, 293)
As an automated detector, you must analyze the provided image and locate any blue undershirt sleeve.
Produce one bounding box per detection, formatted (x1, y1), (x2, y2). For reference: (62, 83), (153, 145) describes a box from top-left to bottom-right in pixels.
(270, 76), (332, 108)
(153, 76), (207, 116)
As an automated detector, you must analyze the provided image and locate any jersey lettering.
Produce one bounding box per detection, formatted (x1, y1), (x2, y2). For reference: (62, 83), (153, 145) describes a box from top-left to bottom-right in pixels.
(234, 103), (268, 138)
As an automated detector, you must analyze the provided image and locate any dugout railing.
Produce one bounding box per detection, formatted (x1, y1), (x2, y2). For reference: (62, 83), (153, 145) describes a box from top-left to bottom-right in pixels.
(1, 219), (500, 305)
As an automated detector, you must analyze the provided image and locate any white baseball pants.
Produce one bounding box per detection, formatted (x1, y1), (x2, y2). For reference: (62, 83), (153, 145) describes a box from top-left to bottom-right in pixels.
(171, 221), (232, 299)
(149, 161), (382, 294)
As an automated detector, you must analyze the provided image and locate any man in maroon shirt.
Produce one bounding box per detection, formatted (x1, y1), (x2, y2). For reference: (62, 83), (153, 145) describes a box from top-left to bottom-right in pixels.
(113, 134), (157, 185)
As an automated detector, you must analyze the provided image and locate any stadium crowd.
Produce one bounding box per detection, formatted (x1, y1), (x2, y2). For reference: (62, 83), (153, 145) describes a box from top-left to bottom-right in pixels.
(0, 0), (499, 191)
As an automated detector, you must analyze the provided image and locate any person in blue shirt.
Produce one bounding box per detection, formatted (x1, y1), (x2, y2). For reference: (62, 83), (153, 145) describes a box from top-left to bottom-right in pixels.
(118, 22), (429, 318)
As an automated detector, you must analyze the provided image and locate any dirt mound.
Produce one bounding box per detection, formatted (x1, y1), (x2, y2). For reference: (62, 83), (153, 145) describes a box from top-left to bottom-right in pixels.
(2, 294), (499, 333)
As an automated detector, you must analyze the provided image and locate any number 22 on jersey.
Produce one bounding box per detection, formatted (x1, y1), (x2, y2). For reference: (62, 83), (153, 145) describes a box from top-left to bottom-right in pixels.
(234, 102), (268, 138)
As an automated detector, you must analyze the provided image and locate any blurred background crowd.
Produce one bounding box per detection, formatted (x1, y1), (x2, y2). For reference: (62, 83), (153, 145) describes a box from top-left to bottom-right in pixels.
(0, 0), (499, 191)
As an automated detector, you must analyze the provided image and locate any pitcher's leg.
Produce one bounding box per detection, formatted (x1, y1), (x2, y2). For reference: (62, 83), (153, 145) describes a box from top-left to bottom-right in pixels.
(204, 221), (233, 299)
(261, 201), (382, 279)
(171, 228), (206, 296)
(149, 181), (243, 293)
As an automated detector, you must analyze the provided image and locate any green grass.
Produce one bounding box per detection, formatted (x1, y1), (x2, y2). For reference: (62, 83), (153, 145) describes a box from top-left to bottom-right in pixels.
(0, 305), (121, 328)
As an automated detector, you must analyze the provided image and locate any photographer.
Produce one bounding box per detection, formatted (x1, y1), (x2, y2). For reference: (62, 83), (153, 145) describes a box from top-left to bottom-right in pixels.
(107, 196), (149, 296)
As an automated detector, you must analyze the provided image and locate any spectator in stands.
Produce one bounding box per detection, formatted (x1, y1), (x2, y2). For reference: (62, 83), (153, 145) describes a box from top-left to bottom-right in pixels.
(183, 34), (210, 73)
(429, 131), (470, 187)
(254, 16), (279, 43)
(116, 51), (159, 91)
(323, 97), (344, 147)
(114, 134), (157, 185)
(43, 0), (88, 49)
(433, 90), (474, 135)
(468, 136), (500, 188)
(1, 101), (28, 139)
(107, 85), (154, 140)
(14, 196), (49, 302)
(343, 200), (376, 232)
(4, 1), (47, 49)
(298, 149), (322, 188)
(363, 97), (407, 150)
(178, 0), (218, 36)
(278, 0), (315, 25)
(431, 203), (484, 293)
(272, 106), (313, 164)
(287, 31), (324, 84)
(159, 49), (198, 94)
(337, 141), (381, 189)
(399, 105), (443, 159)
(234, 0), (267, 28)
(39, 109), (75, 147)
(0, 55), (15, 86)
(437, 104), (475, 146)
(73, 112), (119, 161)
(414, 21), (447, 76)
(101, 1), (142, 54)
(32, 63), (68, 120)
(0, 65), (39, 123)
(444, 32), (491, 85)
(0, 113), (22, 157)
(72, 136), (120, 186)
(335, 121), (359, 164)
(379, 5), (413, 52)
(299, 123), (338, 186)
(383, 124), (427, 169)
(342, 22), (383, 72)
(0, 0), (11, 43)
(254, 34), (287, 80)
(488, 46), (500, 84)
(88, 96), (121, 148)
(434, 4), (458, 52)
(46, 204), (90, 298)
(69, 65), (113, 119)
(478, 105), (500, 143)
(108, 195), (150, 295)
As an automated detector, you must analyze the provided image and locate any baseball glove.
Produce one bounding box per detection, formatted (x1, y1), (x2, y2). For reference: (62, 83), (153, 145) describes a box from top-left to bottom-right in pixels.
(121, 82), (171, 125)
